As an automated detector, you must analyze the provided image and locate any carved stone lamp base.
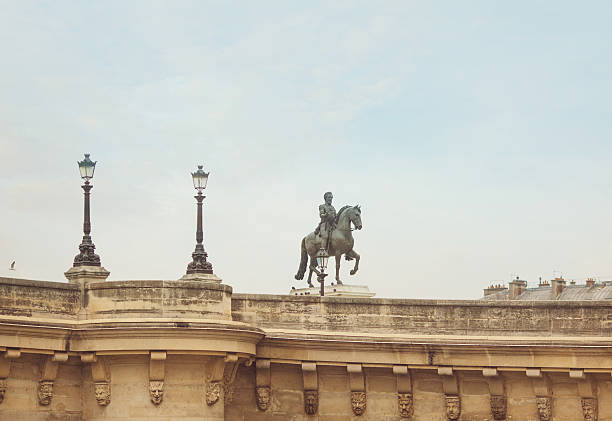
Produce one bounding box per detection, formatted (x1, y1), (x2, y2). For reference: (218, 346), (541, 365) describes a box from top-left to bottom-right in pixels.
(64, 265), (110, 285)
(179, 272), (222, 283)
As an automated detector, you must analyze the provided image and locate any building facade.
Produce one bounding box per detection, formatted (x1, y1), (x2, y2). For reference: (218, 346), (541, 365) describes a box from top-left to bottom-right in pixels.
(0, 273), (610, 420)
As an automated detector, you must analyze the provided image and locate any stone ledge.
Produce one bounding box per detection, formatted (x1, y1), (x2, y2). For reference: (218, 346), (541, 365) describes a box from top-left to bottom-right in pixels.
(87, 279), (232, 293)
(0, 276), (79, 290)
(0, 316), (265, 355)
(232, 293), (612, 307)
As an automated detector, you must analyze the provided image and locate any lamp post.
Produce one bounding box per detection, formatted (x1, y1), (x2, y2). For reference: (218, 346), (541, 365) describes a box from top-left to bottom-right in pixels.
(186, 165), (213, 275)
(73, 154), (102, 267)
(315, 248), (329, 296)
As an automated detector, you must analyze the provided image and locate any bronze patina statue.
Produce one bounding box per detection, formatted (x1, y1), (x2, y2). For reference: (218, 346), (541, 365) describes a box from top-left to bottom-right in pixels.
(295, 192), (363, 286)
(315, 192), (336, 250)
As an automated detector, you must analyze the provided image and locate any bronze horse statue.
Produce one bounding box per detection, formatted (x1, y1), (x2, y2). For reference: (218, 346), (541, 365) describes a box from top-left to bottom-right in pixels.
(295, 205), (362, 286)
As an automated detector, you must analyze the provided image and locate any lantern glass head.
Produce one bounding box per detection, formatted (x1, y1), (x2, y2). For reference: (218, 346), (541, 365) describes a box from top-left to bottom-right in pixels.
(78, 154), (96, 180)
(316, 248), (329, 271)
(191, 165), (210, 191)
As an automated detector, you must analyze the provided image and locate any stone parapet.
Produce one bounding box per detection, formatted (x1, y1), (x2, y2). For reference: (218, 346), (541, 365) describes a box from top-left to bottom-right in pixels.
(0, 277), (80, 319)
(85, 280), (233, 320)
(2, 277), (612, 420)
(232, 293), (612, 337)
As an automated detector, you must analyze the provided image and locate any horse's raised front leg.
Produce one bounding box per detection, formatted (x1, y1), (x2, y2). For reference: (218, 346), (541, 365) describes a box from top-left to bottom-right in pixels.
(346, 249), (360, 275)
(335, 254), (342, 284)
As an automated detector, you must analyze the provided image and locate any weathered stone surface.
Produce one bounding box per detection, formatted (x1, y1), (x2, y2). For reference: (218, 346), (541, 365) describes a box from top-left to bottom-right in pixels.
(232, 293), (612, 337)
(86, 280), (233, 320)
(1, 277), (612, 420)
(0, 277), (80, 318)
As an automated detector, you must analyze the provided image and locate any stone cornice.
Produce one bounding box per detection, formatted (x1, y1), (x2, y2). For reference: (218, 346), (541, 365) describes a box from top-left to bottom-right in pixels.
(256, 333), (612, 370)
(0, 316), (264, 356)
(232, 293), (612, 308)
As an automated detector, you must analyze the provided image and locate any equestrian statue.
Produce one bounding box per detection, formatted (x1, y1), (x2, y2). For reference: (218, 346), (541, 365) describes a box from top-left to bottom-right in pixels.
(295, 192), (363, 287)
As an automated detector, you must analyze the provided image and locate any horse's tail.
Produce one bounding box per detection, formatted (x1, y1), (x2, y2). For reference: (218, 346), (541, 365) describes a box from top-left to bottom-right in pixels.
(294, 238), (307, 280)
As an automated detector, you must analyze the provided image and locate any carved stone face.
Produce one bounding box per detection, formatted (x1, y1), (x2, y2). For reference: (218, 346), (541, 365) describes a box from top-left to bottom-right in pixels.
(445, 394), (461, 420)
(582, 398), (597, 421)
(0, 378), (6, 404)
(398, 393), (413, 418)
(536, 397), (551, 421)
(255, 386), (270, 411)
(490, 395), (507, 420)
(38, 381), (53, 406)
(304, 390), (318, 415)
(94, 382), (111, 406)
(351, 391), (366, 416)
(149, 380), (164, 405)
(206, 381), (221, 406)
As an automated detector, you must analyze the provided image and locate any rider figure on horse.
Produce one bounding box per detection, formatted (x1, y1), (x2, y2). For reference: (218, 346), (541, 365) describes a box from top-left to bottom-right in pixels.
(314, 192), (336, 250)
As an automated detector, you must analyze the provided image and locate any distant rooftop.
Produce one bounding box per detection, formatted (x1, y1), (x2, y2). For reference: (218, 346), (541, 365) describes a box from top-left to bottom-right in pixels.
(481, 277), (612, 301)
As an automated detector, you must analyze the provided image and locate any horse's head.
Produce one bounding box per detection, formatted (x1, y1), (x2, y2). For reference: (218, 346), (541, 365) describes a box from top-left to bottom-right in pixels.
(349, 205), (362, 230)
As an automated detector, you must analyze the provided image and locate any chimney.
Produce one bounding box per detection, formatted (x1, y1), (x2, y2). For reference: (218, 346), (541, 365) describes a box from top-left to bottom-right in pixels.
(586, 278), (595, 287)
(483, 283), (508, 297)
(551, 277), (566, 300)
(508, 278), (527, 300)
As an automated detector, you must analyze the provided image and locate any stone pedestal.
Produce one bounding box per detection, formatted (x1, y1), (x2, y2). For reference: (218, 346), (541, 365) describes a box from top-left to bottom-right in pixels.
(64, 265), (110, 285)
(64, 265), (110, 320)
(179, 272), (222, 283)
(289, 284), (375, 298)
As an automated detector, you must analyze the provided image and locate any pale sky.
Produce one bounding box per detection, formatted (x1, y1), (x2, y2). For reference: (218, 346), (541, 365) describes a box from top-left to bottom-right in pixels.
(1, 1), (612, 299)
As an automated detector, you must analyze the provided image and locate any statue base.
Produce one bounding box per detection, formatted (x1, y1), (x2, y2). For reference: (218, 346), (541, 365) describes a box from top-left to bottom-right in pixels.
(179, 272), (222, 283)
(289, 284), (375, 298)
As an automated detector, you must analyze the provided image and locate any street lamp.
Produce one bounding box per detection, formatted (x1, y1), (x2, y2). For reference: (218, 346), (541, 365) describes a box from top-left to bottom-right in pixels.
(73, 154), (101, 267)
(186, 165), (213, 275)
(316, 248), (329, 296)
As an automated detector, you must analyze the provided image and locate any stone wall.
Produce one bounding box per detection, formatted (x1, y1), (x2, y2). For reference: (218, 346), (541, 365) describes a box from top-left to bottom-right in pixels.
(226, 364), (612, 421)
(1, 276), (612, 420)
(232, 293), (612, 337)
(86, 280), (233, 320)
(0, 353), (82, 421)
(0, 277), (80, 319)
